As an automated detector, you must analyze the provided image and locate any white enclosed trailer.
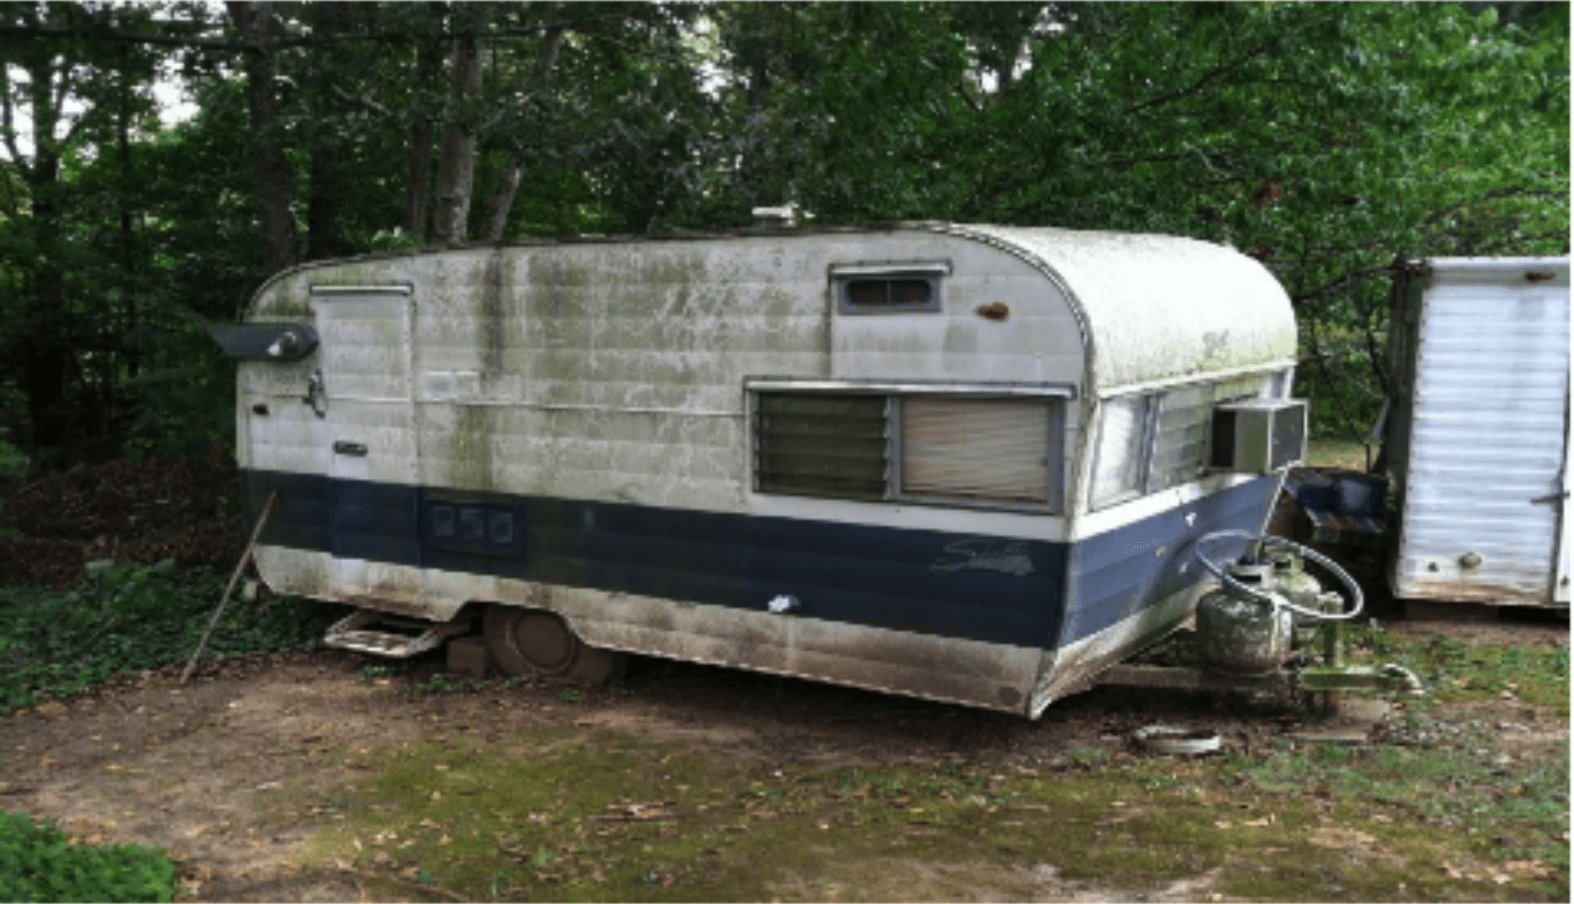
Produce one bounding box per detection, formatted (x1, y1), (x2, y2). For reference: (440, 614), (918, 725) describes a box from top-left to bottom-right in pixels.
(219, 223), (1303, 716)
(1384, 257), (1570, 607)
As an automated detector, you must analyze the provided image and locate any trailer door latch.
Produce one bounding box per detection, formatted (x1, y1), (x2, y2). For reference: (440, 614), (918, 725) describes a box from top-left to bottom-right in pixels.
(302, 369), (328, 418)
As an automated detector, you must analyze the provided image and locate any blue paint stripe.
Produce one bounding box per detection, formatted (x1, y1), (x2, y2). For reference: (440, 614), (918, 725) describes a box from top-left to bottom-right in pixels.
(1061, 478), (1276, 644)
(242, 469), (1276, 652)
(242, 470), (1067, 648)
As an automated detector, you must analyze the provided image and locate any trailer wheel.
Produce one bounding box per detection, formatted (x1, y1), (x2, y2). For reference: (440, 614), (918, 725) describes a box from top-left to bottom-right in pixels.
(483, 606), (626, 686)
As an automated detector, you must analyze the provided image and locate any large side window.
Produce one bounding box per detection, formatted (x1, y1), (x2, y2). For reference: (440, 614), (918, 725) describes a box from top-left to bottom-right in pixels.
(755, 393), (890, 500)
(901, 396), (1056, 506)
(754, 390), (1063, 512)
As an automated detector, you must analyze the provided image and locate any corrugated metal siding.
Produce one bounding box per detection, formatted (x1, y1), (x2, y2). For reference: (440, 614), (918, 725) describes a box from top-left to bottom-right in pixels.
(1394, 271), (1569, 603)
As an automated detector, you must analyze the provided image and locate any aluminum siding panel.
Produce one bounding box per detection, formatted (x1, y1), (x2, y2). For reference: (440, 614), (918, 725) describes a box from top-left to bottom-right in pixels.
(1393, 268), (1570, 604)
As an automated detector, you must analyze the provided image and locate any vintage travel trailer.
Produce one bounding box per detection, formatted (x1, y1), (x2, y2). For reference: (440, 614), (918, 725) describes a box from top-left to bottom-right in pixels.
(217, 223), (1305, 717)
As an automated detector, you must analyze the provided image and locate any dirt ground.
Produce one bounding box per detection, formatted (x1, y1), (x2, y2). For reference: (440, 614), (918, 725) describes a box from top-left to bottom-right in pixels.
(0, 612), (1564, 903)
(1, 455), (1567, 900)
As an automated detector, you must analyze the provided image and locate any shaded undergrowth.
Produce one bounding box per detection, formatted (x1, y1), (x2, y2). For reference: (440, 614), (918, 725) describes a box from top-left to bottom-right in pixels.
(0, 558), (339, 714)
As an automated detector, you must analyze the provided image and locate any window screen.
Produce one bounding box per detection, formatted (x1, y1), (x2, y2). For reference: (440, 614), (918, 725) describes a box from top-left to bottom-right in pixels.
(901, 397), (1051, 503)
(754, 393), (890, 500)
(831, 262), (947, 314)
(754, 390), (1063, 511)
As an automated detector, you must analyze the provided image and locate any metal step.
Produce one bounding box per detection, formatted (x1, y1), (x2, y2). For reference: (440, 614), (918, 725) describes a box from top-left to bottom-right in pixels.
(324, 609), (471, 658)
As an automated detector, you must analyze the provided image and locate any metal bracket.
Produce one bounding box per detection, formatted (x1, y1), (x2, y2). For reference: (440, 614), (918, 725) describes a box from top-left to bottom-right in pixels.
(302, 369), (328, 418)
(1295, 663), (1425, 695)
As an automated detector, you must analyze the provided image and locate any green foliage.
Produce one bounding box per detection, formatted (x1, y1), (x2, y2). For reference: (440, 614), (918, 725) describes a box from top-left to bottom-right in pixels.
(0, 559), (338, 713)
(0, 2), (1565, 457)
(0, 433), (28, 479)
(703, 2), (1568, 437)
(0, 809), (177, 903)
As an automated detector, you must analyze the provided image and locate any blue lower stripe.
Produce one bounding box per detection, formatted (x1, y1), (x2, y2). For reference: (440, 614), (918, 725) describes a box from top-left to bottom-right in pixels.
(243, 470), (1069, 648)
(241, 470), (1276, 652)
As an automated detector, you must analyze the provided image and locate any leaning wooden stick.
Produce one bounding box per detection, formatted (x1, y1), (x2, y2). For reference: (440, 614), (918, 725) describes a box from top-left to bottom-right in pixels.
(181, 490), (278, 685)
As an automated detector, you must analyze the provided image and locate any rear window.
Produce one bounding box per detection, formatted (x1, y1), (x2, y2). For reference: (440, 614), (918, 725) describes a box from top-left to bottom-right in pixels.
(831, 261), (949, 314)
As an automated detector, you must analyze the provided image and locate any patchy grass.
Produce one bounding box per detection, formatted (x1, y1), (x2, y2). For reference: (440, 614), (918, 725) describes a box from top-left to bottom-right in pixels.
(284, 721), (1567, 903)
(1347, 624), (1569, 713)
(264, 619), (1571, 902)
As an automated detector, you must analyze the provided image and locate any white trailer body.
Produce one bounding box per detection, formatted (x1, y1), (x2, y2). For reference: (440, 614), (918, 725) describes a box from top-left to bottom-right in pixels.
(223, 223), (1300, 716)
(1385, 257), (1571, 607)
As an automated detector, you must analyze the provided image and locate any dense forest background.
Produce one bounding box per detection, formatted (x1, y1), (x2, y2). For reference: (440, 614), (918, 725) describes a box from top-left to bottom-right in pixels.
(1, 0), (1567, 470)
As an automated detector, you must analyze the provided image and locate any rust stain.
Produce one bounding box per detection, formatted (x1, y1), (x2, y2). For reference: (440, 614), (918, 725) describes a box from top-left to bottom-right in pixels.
(333, 593), (433, 619)
(975, 301), (1010, 321)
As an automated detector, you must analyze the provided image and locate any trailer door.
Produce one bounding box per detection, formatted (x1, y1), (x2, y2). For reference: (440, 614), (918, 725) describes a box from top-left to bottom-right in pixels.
(310, 286), (421, 598)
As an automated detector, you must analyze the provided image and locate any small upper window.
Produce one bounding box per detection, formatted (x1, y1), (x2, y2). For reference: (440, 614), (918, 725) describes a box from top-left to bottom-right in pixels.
(831, 261), (949, 314)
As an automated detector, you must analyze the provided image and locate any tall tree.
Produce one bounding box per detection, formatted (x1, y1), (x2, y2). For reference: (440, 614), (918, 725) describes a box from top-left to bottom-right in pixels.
(225, 1), (295, 271)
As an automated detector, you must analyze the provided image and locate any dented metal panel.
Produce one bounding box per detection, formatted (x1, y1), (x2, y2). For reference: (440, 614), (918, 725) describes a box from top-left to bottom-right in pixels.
(1390, 257), (1570, 606)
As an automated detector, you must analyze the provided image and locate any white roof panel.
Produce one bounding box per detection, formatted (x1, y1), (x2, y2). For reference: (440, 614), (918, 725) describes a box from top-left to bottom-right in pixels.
(947, 225), (1297, 392)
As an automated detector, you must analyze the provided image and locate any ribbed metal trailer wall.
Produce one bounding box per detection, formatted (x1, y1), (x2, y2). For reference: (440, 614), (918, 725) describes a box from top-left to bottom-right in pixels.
(1389, 258), (1570, 606)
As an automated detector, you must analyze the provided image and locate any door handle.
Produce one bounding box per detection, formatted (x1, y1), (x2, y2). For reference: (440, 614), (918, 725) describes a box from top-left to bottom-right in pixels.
(333, 441), (367, 457)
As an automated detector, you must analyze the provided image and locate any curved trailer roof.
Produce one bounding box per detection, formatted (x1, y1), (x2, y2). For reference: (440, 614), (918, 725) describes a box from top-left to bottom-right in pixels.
(950, 224), (1296, 393)
(247, 222), (1298, 395)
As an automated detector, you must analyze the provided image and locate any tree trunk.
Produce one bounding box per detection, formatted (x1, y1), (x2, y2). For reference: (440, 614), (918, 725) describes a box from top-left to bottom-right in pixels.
(478, 25), (565, 242)
(23, 152), (69, 453)
(16, 47), (70, 454)
(403, 36), (444, 240)
(228, 1), (296, 272)
(303, 3), (350, 260)
(481, 153), (523, 242)
(430, 30), (484, 247)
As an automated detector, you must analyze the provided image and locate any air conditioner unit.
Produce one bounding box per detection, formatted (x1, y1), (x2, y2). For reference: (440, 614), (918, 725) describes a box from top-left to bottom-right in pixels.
(1210, 399), (1307, 474)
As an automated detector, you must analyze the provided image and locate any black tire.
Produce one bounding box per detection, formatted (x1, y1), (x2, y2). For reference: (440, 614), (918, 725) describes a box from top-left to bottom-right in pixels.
(483, 605), (626, 686)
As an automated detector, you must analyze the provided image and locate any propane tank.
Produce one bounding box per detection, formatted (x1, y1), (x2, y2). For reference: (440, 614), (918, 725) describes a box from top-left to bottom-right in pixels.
(1265, 547), (1327, 648)
(1195, 559), (1296, 675)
